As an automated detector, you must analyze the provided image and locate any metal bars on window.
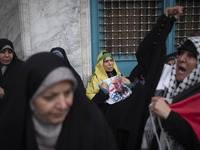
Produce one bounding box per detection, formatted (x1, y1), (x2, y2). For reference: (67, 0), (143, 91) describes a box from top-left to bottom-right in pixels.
(99, 0), (162, 60)
(175, 0), (200, 48)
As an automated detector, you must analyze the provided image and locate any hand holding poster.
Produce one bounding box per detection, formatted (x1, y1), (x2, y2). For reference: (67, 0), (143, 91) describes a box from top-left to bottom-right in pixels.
(98, 76), (132, 104)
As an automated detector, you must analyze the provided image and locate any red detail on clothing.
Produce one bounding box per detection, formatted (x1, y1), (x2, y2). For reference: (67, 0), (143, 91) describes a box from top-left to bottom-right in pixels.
(169, 93), (200, 142)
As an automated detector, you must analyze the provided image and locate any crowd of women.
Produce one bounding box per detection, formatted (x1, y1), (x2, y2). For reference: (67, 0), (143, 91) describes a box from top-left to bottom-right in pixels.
(0, 5), (199, 150)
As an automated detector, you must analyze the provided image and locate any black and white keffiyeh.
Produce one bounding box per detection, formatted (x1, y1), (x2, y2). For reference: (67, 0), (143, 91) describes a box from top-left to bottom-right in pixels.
(166, 36), (200, 98)
(142, 36), (200, 150)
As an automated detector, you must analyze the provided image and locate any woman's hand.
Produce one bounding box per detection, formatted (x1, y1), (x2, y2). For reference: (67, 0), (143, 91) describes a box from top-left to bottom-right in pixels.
(165, 6), (183, 19)
(0, 87), (4, 99)
(99, 82), (109, 90)
(149, 97), (171, 119)
(120, 76), (130, 85)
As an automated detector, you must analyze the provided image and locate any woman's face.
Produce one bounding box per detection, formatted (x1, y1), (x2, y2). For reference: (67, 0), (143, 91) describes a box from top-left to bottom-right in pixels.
(34, 80), (74, 124)
(166, 58), (175, 66)
(103, 57), (114, 72)
(176, 49), (197, 82)
(55, 52), (63, 58)
(0, 48), (13, 65)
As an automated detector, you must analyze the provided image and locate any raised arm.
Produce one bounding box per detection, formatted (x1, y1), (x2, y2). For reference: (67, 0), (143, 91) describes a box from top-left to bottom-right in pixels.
(136, 6), (183, 76)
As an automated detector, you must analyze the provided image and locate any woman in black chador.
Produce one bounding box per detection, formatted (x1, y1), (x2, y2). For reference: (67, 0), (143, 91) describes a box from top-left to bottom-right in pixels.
(0, 52), (117, 150)
(0, 39), (24, 101)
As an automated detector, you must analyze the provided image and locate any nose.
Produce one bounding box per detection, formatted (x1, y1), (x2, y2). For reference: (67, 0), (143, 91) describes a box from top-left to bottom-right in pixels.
(108, 60), (113, 66)
(5, 52), (9, 57)
(57, 94), (68, 110)
(178, 53), (187, 62)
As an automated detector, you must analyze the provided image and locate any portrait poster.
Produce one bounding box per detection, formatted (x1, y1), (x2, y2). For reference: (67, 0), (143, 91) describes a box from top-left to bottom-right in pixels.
(98, 76), (132, 104)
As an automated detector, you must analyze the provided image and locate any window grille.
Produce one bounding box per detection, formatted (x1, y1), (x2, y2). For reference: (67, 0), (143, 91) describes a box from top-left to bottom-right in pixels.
(99, 0), (162, 60)
(175, 0), (200, 48)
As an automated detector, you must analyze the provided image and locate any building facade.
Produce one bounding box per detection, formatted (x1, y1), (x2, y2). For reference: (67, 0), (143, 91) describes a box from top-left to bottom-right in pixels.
(1, 0), (199, 86)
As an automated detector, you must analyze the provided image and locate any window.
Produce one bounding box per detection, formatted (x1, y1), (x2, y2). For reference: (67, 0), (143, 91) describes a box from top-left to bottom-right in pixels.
(99, 0), (162, 58)
(90, 0), (200, 76)
(175, 0), (200, 48)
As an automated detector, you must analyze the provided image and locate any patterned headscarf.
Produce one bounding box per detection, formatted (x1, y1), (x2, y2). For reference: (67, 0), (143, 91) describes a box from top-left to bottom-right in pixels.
(142, 36), (200, 150)
(166, 36), (200, 99)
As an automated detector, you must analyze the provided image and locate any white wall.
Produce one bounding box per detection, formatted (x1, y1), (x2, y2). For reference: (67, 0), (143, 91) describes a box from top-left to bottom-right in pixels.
(0, 0), (91, 86)
(0, 0), (23, 58)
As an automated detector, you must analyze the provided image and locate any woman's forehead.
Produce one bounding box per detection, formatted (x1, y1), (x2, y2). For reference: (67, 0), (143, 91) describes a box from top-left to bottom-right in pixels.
(103, 57), (113, 61)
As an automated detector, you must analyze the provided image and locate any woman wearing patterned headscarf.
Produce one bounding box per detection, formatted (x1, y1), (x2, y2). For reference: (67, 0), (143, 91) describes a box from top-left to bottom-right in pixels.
(86, 50), (133, 149)
(86, 50), (122, 99)
(124, 6), (200, 150)
(146, 35), (200, 150)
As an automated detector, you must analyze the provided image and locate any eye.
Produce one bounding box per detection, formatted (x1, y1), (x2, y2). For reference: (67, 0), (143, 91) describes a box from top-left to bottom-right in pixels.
(103, 60), (109, 63)
(0, 50), (5, 54)
(8, 50), (13, 53)
(64, 89), (73, 97)
(42, 94), (57, 101)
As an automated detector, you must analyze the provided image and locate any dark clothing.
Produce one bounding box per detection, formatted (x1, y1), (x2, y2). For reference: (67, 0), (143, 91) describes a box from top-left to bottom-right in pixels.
(0, 53), (24, 101)
(92, 86), (135, 150)
(106, 69), (117, 78)
(50, 47), (85, 92)
(50, 47), (69, 63)
(165, 82), (200, 150)
(91, 55), (144, 150)
(0, 52), (118, 150)
(0, 38), (24, 102)
(123, 14), (200, 150)
(129, 64), (145, 85)
(0, 40), (24, 116)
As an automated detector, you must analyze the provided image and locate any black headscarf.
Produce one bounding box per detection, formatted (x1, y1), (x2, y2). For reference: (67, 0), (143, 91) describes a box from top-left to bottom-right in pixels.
(50, 47), (69, 63)
(50, 47), (85, 93)
(0, 52), (117, 150)
(0, 39), (24, 102)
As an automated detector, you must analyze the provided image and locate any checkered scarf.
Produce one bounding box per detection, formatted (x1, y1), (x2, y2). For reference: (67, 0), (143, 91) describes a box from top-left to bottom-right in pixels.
(158, 36), (200, 150)
(166, 36), (200, 99)
(142, 36), (200, 150)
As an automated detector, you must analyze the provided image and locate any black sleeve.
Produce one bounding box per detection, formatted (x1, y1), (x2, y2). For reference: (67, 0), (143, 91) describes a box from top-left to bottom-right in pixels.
(136, 14), (176, 77)
(163, 111), (200, 150)
(92, 89), (109, 104)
